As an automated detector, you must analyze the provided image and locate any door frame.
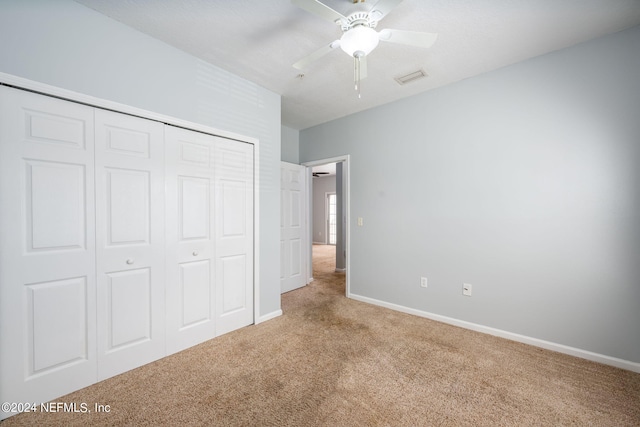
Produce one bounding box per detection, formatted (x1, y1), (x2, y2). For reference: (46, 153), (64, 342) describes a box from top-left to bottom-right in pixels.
(302, 155), (351, 297)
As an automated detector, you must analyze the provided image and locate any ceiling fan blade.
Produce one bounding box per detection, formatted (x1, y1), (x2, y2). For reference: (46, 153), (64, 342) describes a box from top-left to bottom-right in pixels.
(292, 0), (347, 24)
(369, 0), (403, 22)
(378, 29), (438, 48)
(293, 40), (340, 70)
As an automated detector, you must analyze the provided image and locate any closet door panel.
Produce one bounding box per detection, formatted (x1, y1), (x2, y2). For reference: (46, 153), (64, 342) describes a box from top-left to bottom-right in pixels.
(27, 277), (89, 372)
(215, 138), (254, 336)
(26, 160), (86, 250)
(106, 269), (151, 348)
(105, 168), (150, 245)
(95, 109), (165, 381)
(0, 87), (97, 415)
(179, 260), (212, 327)
(179, 175), (211, 241)
(165, 126), (216, 355)
(220, 254), (247, 313)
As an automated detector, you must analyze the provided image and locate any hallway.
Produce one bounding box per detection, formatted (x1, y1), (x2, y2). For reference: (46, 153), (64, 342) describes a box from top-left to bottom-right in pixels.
(311, 244), (345, 296)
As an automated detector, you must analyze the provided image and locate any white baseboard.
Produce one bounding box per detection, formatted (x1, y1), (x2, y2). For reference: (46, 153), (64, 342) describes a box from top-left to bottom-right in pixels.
(349, 293), (640, 373)
(255, 309), (282, 324)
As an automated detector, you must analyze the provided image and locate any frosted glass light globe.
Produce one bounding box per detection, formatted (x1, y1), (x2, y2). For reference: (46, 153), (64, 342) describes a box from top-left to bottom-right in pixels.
(340, 26), (379, 57)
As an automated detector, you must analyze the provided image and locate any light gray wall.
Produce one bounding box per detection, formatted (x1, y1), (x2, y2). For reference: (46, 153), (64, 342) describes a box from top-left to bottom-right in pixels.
(312, 175), (336, 244)
(300, 26), (640, 363)
(281, 125), (299, 163)
(0, 0), (282, 317)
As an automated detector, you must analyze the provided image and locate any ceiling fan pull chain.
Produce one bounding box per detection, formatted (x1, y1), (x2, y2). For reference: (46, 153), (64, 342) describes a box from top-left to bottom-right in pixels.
(354, 54), (362, 99)
(354, 55), (358, 91)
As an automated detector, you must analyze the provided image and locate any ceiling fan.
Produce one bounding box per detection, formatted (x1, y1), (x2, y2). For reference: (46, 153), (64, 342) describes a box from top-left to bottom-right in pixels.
(292, 0), (438, 97)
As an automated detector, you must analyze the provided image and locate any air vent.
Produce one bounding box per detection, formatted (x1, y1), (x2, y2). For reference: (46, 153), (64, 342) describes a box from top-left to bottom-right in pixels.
(395, 69), (428, 85)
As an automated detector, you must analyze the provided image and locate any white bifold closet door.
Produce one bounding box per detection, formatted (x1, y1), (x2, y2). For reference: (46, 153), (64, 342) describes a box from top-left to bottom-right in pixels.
(0, 87), (98, 405)
(165, 126), (254, 354)
(214, 137), (254, 336)
(1, 85), (255, 417)
(165, 126), (217, 354)
(94, 110), (166, 380)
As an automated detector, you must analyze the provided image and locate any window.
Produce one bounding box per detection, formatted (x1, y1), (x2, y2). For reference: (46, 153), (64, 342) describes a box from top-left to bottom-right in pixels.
(327, 193), (337, 245)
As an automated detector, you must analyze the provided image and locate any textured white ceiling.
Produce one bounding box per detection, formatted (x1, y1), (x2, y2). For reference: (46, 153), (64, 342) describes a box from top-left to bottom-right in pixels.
(74, 0), (640, 130)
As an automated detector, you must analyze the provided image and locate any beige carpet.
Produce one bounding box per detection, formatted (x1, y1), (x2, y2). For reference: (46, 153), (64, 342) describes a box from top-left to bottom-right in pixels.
(4, 244), (639, 426)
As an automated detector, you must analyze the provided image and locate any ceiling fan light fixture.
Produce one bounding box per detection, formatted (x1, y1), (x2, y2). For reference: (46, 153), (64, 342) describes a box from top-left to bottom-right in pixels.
(340, 26), (379, 57)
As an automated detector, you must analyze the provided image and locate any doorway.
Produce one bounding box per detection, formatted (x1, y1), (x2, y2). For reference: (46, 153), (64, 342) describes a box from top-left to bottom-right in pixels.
(302, 155), (350, 297)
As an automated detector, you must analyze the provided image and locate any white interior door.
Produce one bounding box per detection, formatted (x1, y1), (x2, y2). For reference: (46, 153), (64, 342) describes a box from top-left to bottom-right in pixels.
(280, 162), (307, 293)
(95, 109), (165, 380)
(215, 138), (254, 336)
(0, 86), (97, 412)
(165, 126), (217, 354)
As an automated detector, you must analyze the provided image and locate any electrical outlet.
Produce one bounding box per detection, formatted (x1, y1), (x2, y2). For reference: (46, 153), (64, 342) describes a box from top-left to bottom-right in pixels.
(420, 277), (428, 288)
(463, 283), (472, 296)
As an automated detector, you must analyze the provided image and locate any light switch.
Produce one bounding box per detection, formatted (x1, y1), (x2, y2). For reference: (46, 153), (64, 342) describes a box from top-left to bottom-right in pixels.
(463, 283), (472, 296)
(357, 217), (363, 226)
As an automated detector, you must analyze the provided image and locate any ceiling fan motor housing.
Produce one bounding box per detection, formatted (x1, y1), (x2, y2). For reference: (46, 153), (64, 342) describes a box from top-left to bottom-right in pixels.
(340, 12), (378, 31)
